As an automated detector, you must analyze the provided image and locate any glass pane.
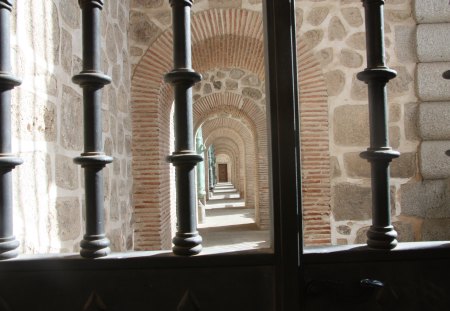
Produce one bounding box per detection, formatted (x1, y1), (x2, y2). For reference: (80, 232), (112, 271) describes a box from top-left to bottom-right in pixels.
(10, 1), (271, 255)
(129, 1), (272, 253)
(295, 0), (430, 248)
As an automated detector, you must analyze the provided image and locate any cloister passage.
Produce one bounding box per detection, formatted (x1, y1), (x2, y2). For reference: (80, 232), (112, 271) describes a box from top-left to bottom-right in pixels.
(132, 8), (330, 250)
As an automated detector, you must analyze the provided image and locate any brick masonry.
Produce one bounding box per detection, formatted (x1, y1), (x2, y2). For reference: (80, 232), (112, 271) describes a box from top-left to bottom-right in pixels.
(7, 0), (450, 254)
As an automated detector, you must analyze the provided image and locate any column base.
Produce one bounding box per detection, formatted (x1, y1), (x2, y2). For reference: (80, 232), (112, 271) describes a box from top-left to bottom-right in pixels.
(80, 235), (110, 258)
(172, 232), (202, 256)
(0, 236), (19, 260)
(367, 226), (398, 250)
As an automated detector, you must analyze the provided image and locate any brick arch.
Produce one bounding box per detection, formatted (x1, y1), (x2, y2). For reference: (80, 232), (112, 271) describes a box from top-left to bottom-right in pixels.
(193, 91), (270, 226)
(203, 119), (259, 219)
(192, 36), (264, 79)
(213, 138), (240, 186)
(204, 131), (245, 195)
(131, 8), (265, 250)
(191, 9), (263, 42)
(193, 92), (265, 140)
(131, 5), (330, 248)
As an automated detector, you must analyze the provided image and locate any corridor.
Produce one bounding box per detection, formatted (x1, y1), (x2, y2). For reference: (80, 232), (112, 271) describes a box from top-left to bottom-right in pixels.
(199, 183), (270, 253)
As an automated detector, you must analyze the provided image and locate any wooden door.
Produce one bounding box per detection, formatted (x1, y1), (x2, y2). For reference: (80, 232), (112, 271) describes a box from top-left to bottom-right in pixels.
(218, 164), (228, 182)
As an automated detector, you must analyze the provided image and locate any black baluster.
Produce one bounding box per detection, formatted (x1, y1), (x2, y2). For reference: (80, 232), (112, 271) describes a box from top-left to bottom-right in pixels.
(358, 0), (399, 249)
(0, 0), (21, 260)
(165, 0), (203, 256)
(72, 0), (112, 258)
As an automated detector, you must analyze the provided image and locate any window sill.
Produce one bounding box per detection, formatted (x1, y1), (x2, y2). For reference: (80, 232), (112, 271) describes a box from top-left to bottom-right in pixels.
(303, 241), (450, 264)
(0, 248), (274, 271)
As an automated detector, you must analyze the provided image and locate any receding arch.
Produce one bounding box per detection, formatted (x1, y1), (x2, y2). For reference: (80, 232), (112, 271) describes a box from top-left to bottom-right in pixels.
(131, 5), (330, 248)
(204, 129), (246, 197)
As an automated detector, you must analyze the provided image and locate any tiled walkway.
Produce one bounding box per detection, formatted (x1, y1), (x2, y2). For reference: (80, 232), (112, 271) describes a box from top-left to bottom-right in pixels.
(199, 183), (270, 253)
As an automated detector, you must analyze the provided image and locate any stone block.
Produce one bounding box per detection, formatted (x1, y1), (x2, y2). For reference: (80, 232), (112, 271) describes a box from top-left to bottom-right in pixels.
(61, 85), (83, 151)
(242, 74), (261, 87)
(345, 32), (365, 50)
(56, 154), (78, 190)
(328, 17), (346, 41)
(333, 105), (369, 146)
(61, 29), (72, 75)
(394, 25), (416, 63)
(340, 49), (363, 68)
(390, 126), (400, 149)
(129, 11), (160, 45)
(414, 0), (450, 24)
(344, 151), (415, 179)
(242, 87), (262, 100)
(303, 29), (324, 50)
(315, 48), (333, 67)
(56, 197), (81, 241)
(341, 7), (363, 27)
(385, 9), (411, 23)
(332, 183), (372, 221)
(60, 0), (80, 29)
(389, 103), (401, 123)
(422, 218), (450, 241)
(387, 66), (413, 97)
(405, 103), (419, 141)
(416, 62), (450, 102)
(109, 228), (124, 252)
(420, 141), (450, 179)
(400, 179), (450, 218)
(230, 69), (244, 80)
(391, 152), (416, 178)
(333, 182), (397, 221)
(324, 70), (345, 96)
(350, 75), (368, 100)
(419, 102), (450, 140)
(307, 7), (329, 26)
(417, 24), (450, 62)
(337, 225), (351, 235)
(343, 152), (370, 178)
(106, 25), (118, 63)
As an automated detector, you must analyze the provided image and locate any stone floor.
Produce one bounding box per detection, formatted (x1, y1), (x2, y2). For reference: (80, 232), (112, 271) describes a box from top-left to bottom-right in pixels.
(198, 183), (270, 254)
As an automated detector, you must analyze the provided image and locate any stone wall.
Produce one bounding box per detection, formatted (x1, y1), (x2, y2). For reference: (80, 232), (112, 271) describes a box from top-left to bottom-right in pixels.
(10, 0), (133, 254)
(399, 1), (450, 241)
(295, 0), (418, 245)
(128, 0), (430, 248)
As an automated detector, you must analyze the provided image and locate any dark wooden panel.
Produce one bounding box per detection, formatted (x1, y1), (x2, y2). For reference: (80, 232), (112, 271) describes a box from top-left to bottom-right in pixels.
(0, 258), (274, 311)
(302, 246), (450, 311)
